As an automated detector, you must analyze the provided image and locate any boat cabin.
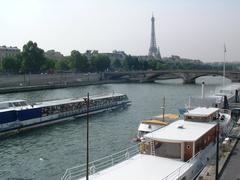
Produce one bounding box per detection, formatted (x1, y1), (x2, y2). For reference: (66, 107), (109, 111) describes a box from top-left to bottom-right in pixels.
(137, 120), (168, 139)
(184, 107), (220, 122)
(143, 120), (217, 161)
(137, 114), (179, 140)
(0, 100), (29, 110)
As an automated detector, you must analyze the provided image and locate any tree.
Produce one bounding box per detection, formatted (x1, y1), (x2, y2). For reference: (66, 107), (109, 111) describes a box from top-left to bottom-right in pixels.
(21, 41), (46, 73)
(2, 56), (21, 73)
(112, 59), (122, 70)
(41, 58), (56, 72)
(56, 59), (70, 71)
(70, 50), (89, 72)
(89, 55), (110, 72)
(139, 60), (149, 70)
(148, 60), (157, 70)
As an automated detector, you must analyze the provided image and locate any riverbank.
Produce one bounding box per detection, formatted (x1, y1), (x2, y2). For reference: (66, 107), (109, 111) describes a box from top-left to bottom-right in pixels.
(0, 79), (129, 94)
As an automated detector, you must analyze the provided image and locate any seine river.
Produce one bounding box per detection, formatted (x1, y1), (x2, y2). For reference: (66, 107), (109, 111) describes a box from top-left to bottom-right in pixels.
(0, 77), (231, 180)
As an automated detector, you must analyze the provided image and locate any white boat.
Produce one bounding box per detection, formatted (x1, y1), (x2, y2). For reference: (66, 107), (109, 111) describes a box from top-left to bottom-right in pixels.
(184, 107), (232, 137)
(203, 84), (240, 108)
(62, 120), (218, 180)
(0, 93), (130, 137)
(62, 106), (232, 180)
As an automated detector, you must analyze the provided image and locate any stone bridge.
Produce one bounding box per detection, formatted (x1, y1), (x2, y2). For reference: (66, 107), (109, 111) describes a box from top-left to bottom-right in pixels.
(103, 70), (240, 84)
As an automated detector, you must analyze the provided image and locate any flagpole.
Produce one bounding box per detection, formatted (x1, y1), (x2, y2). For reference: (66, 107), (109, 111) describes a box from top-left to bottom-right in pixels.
(223, 43), (226, 87)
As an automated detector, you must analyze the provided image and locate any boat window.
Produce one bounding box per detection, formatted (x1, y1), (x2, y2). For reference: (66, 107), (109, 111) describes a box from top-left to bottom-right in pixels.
(9, 103), (13, 107)
(20, 101), (27, 106)
(13, 102), (21, 107)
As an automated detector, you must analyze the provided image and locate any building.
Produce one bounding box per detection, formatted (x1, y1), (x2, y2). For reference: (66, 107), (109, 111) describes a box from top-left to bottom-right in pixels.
(0, 46), (20, 62)
(102, 50), (127, 61)
(148, 15), (161, 59)
(84, 50), (99, 59)
(84, 50), (127, 61)
(44, 50), (64, 60)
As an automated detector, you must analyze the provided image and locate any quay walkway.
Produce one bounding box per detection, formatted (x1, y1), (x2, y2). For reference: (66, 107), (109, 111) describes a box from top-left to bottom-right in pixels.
(197, 125), (240, 180)
(220, 140), (240, 180)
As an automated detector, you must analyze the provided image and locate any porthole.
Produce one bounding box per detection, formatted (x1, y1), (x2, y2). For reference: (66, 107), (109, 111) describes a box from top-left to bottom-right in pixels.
(187, 145), (191, 149)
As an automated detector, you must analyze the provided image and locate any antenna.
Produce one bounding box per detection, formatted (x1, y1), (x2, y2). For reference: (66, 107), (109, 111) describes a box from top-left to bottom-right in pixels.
(201, 82), (205, 99)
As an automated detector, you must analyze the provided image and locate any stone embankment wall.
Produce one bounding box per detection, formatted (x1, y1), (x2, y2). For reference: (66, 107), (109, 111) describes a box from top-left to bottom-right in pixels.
(0, 73), (100, 87)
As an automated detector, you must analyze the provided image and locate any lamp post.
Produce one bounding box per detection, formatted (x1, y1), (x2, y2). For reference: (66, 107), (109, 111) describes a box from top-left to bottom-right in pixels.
(160, 96), (165, 121)
(84, 93), (90, 180)
(215, 120), (219, 180)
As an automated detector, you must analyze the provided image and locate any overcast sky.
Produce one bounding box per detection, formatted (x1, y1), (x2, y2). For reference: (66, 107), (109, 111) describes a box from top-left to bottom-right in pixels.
(0, 0), (239, 62)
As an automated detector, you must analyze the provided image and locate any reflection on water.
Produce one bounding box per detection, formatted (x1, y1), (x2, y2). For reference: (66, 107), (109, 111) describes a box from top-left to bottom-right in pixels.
(0, 76), (232, 180)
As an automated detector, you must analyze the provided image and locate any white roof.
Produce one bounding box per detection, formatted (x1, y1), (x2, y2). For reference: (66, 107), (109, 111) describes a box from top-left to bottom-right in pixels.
(184, 107), (219, 117)
(138, 123), (162, 132)
(79, 154), (190, 180)
(144, 120), (216, 143)
(34, 93), (125, 107)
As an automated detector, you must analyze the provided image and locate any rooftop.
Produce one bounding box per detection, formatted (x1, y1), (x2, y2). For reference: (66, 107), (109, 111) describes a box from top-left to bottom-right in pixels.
(79, 154), (190, 180)
(144, 120), (216, 143)
(184, 107), (219, 117)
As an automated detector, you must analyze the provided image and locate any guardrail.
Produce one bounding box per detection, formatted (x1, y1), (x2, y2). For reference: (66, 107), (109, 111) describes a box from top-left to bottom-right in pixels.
(161, 142), (216, 180)
(61, 144), (139, 180)
(161, 152), (202, 180)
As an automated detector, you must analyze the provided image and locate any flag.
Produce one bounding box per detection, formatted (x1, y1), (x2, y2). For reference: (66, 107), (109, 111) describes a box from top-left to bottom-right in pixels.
(224, 43), (227, 53)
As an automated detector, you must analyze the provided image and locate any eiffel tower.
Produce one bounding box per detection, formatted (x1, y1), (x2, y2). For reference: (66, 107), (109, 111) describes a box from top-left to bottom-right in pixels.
(148, 15), (161, 59)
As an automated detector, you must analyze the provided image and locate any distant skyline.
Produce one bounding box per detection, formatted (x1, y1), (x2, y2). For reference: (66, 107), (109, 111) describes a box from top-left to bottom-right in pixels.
(0, 0), (240, 62)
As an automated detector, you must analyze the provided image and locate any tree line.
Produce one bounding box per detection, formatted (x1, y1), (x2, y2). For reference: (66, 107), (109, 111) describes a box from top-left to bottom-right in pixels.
(1, 41), (239, 74)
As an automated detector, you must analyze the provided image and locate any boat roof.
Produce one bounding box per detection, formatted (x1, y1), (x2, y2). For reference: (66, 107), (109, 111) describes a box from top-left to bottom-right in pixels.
(184, 107), (219, 117)
(35, 93), (125, 107)
(153, 113), (179, 120)
(142, 120), (168, 126)
(220, 84), (240, 91)
(0, 100), (26, 104)
(144, 120), (216, 143)
(79, 154), (190, 180)
(138, 122), (164, 132)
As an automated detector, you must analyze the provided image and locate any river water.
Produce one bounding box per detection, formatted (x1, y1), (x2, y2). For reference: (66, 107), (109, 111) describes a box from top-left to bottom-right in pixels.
(0, 77), (231, 180)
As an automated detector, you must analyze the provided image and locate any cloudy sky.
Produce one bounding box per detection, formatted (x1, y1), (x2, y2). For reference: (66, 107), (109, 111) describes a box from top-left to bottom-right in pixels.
(0, 0), (239, 62)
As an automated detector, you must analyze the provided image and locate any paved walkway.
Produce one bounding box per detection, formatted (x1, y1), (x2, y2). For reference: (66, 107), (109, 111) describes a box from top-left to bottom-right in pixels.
(220, 140), (240, 180)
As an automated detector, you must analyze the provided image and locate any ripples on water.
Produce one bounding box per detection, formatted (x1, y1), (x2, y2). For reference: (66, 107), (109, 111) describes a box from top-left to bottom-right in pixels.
(0, 77), (231, 179)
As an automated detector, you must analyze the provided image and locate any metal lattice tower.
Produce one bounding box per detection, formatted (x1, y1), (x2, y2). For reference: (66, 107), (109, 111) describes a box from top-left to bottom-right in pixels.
(148, 15), (161, 59)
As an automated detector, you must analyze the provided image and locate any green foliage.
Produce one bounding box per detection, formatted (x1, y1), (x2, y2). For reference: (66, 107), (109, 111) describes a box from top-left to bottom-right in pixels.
(21, 41), (46, 73)
(56, 59), (70, 71)
(89, 55), (110, 72)
(70, 50), (89, 72)
(2, 56), (21, 73)
(122, 56), (141, 71)
(41, 58), (56, 71)
(1, 40), (240, 74)
(112, 59), (122, 70)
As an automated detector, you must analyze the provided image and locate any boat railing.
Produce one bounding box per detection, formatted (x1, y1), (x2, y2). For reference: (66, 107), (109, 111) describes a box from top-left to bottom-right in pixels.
(161, 142), (216, 180)
(161, 152), (202, 180)
(61, 144), (139, 180)
(219, 109), (231, 115)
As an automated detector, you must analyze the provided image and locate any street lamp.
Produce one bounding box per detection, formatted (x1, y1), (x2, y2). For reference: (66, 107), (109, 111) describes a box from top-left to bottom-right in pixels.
(215, 119), (219, 180)
(84, 93), (90, 180)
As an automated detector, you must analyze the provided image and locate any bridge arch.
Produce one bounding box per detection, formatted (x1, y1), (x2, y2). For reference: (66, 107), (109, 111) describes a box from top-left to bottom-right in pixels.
(145, 72), (184, 82)
(104, 70), (240, 84)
